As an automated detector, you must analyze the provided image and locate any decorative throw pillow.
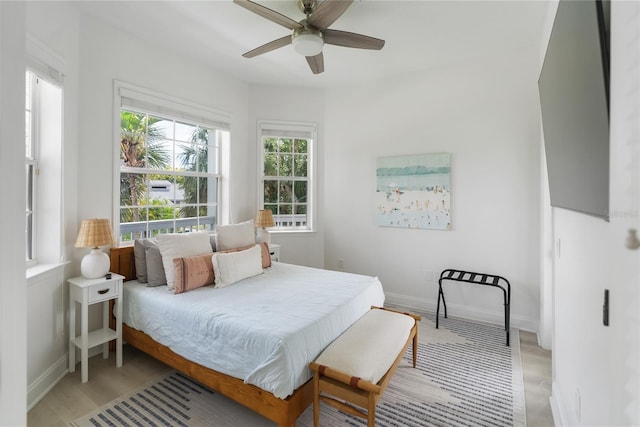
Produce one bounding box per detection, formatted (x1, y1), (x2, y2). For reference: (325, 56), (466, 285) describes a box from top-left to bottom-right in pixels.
(217, 242), (271, 268)
(145, 245), (167, 287)
(173, 253), (215, 294)
(215, 219), (256, 251)
(212, 244), (263, 288)
(209, 233), (217, 252)
(157, 231), (213, 291)
(133, 238), (158, 283)
(258, 242), (272, 268)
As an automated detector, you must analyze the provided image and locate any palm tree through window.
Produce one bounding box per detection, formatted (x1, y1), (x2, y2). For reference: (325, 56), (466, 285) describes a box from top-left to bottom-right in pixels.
(118, 109), (223, 242)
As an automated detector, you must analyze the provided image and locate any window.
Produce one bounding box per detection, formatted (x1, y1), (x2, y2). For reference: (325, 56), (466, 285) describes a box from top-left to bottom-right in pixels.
(116, 83), (230, 243)
(25, 68), (63, 266)
(25, 71), (36, 262)
(258, 121), (315, 231)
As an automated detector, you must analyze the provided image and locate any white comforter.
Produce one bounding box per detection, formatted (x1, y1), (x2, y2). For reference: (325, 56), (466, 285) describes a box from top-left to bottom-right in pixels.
(122, 262), (385, 398)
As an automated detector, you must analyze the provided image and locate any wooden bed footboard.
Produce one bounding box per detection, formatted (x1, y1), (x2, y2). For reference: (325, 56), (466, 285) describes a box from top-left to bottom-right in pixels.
(109, 246), (313, 427)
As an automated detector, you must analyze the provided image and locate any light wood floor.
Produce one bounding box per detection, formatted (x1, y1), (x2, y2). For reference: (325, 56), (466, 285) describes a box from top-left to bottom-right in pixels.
(520, 330), (554, 426)
(28, 330), (553, 427)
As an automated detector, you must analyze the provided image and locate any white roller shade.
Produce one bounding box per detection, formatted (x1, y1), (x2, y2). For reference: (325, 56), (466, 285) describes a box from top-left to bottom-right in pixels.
(259, 121), (315, 139)
(118, 84), (231, 131)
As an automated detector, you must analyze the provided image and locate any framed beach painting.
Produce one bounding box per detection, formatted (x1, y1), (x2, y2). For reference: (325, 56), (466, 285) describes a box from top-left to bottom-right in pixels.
(375, 153), (451, 230)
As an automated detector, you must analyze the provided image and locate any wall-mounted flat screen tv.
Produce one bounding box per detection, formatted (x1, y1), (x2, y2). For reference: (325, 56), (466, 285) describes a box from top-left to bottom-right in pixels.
(538, 0), (610, 220)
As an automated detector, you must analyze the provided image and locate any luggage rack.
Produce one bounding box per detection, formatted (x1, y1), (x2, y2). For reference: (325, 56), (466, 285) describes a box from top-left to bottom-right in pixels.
(436, 268), (511, 346)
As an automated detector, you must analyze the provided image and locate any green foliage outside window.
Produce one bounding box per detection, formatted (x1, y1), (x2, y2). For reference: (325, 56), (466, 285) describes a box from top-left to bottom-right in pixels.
(120, 111), (169, 223)
(119, 110), (218, 241)
(263, 136), (309, 225)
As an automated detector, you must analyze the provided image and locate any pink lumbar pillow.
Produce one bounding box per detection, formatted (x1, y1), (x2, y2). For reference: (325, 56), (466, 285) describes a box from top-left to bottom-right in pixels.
(173, 253), (215, 294)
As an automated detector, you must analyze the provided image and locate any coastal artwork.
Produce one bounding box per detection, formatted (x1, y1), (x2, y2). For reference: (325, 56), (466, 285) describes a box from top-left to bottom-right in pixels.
(376, 153), (451, 230)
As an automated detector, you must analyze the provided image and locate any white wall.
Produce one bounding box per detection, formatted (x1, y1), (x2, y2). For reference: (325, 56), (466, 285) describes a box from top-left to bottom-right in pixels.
(323, 47), (543, 331)
(537, 0), (560, 353)
(549, 1), (640, 425)
(248, 85), (325, 267)
(0, 2), (27, 424)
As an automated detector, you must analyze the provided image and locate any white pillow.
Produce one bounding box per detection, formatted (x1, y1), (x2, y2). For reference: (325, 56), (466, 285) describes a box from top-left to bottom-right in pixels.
(215, 219), (256, 251)
(157, 231), (213, 291)
(212, 244), (263, 288)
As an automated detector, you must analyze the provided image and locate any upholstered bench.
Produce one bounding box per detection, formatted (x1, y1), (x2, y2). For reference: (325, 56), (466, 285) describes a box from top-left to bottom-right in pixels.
(309, 307), (421, 427)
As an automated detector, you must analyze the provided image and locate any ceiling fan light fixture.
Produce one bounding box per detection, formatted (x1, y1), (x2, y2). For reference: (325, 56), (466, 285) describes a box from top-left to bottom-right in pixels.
(292, 28), (324, 57)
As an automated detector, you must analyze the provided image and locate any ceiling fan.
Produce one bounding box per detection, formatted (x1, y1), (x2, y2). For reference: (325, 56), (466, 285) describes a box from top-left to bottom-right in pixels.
(233, 0), (385, 74)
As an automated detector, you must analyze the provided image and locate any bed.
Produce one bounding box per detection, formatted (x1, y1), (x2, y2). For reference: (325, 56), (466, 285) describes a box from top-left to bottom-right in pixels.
(109, 244), (385, 426)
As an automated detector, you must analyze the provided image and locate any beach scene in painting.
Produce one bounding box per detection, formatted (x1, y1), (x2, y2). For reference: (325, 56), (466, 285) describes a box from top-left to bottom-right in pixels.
(376, 153), (451, 230)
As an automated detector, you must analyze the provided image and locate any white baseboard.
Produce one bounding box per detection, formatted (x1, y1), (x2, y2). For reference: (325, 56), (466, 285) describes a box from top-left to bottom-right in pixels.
(384, 291), (539, 333)
(27, 354), (68, 411)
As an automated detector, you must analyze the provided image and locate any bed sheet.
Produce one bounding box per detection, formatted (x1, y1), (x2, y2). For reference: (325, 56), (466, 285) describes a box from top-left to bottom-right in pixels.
(122, 262), (385, 398)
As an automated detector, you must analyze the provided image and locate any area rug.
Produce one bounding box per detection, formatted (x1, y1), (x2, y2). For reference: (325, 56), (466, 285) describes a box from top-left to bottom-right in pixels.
(72, 314), (526, 427)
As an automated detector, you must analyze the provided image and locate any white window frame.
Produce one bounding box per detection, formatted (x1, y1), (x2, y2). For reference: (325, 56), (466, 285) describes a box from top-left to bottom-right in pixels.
(257, 120), (316, 232)
(25, 70), (38, 266)
(25, 61), (64, 269)
(113, 81), (231, 244)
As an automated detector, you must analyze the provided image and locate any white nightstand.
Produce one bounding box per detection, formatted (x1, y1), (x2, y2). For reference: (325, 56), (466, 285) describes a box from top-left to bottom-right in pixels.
(68, 273), (123, 383)
(269, 243), (281, 262)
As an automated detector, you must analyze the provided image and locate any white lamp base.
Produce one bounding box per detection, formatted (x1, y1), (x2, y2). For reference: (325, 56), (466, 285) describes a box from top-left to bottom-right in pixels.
(81, 248), (110, 279)
(256, 227), (271, 244)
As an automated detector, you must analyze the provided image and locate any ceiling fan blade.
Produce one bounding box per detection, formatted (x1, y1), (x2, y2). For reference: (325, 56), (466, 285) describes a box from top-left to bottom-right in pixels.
(234, 0), (302, 30)
(323, 29), (385, 50)
(242, 35), (292, 58)
(306, 52), (324, 74)
(307, 0), (353, 30)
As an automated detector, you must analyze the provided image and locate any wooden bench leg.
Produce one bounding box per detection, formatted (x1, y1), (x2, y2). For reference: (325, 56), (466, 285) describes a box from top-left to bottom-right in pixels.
(367, 393), (376, 426)
(313, 371), (320, 427)
(412, 330), (418, 368)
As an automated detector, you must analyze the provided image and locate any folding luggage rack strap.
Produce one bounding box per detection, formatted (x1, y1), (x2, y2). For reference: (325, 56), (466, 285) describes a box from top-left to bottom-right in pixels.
(436, 268), (511, 346)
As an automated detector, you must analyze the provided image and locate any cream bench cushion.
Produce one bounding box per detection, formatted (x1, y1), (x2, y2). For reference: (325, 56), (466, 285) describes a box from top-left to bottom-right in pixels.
(314, 308), (415, 384)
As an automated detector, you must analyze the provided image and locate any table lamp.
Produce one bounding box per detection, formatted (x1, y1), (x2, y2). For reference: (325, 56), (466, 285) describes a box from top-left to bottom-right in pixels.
(255, 209), (275, 244)
(75, 218), (114, 279)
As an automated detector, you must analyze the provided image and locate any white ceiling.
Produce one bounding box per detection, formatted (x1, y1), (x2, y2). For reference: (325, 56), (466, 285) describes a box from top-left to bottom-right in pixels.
(76, 0), (551, 89)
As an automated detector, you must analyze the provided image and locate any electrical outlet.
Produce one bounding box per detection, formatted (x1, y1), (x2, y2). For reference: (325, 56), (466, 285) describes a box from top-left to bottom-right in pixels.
(338, 258), (344, 269)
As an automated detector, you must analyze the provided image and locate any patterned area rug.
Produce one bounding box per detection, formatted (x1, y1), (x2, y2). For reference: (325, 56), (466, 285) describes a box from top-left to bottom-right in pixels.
(72, 314), (525, 427)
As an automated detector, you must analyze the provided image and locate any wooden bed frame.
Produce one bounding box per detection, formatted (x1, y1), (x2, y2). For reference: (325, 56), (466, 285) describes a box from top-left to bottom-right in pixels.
(109, 246), (313, 427)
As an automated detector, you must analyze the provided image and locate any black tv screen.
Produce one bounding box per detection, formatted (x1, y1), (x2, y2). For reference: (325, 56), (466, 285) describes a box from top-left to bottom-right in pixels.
(538, 0), (610, 220)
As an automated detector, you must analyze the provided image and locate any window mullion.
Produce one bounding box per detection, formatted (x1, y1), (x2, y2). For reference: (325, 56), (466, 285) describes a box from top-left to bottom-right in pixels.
(120, 166), (216, 179)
